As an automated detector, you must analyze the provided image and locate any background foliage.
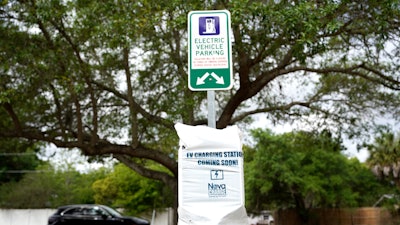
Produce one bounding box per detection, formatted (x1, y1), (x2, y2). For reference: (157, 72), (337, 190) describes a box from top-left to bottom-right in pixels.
(245, 129), (397, 222)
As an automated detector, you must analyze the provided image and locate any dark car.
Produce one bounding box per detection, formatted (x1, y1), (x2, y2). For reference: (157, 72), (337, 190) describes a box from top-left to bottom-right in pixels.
(47, 204), (150, 225)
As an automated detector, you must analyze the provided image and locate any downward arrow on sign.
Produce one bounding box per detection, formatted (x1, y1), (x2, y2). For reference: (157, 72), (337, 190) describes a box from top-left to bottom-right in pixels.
(196, 72), (209, 85)
(196, 72), (225, 85)
(210, 72), (224, 84)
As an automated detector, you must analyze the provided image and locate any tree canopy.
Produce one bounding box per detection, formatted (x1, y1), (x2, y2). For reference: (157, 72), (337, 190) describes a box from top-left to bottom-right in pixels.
(1, 0), (400, 221)
(365, 130), (400, 188)
(0, 161), (171, 215)
(92, 163), (173, 215)
(0, 138), (42, 183)
(245, 129), (396, 223)
(0, 163), (108, 208)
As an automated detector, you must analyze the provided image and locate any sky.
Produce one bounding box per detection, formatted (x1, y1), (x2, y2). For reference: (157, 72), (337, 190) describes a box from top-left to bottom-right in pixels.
(39, 145), (115, 173)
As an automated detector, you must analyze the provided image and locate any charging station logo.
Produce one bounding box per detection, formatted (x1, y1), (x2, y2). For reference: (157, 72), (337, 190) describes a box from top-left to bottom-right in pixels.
(210, 170), (224, 180)
(199, 16), (220, 35)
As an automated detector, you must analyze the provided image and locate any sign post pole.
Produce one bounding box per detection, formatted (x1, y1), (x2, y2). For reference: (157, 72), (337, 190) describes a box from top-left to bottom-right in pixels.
(207, 90), (216, 128)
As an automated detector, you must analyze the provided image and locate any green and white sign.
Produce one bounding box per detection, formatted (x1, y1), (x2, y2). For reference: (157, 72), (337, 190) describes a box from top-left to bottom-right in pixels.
(188, 10), (232, 91)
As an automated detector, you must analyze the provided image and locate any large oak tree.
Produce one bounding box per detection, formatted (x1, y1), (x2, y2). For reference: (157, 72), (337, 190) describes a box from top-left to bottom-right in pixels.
(1, 0), (400, 223)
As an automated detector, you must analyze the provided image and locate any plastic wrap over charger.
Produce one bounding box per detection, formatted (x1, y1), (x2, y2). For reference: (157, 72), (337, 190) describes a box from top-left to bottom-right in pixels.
(175, 123), (248, 225)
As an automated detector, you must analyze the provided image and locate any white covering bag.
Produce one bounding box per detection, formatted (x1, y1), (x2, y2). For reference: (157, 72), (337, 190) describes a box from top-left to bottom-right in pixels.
(175, 123), (248, 225)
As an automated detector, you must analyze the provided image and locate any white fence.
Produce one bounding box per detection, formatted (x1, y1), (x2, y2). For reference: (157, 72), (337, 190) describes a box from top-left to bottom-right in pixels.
(0, 208), (174, 225)
(0, 209), (54, 225)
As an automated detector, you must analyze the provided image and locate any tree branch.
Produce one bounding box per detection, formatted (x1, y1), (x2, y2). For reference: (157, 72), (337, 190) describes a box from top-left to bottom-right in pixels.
(92, 80), (175, 129)
(2, 103), (22, 134)
(123, 47), (139, 148)
(114, 154), (176, 187)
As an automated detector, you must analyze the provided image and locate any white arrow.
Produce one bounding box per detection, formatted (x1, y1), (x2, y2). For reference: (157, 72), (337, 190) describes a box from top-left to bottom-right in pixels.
(196, 72), (209, 85)
(210, 72), (224, 84)
(196, 72), (225, 85)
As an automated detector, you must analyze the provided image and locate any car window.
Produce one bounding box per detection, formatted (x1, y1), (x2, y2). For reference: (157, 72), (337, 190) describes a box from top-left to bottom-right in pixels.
(54, 208), (66, 215)
(83, 207), (107, 216)
(62, 207), (84, 216)
(101, 205), (122, 217)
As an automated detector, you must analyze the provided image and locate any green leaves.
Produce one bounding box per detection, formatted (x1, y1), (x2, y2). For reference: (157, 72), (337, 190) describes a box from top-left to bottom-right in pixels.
(366, 131), (400, 185)
(0, 89), (14, 104)
(92, 163), (171, 214)
(0, 163), (109, 208)
(245, 129), (393, 214)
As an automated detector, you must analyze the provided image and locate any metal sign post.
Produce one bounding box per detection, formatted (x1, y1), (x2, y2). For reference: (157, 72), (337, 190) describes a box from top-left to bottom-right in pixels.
(207, 90), (216, 128)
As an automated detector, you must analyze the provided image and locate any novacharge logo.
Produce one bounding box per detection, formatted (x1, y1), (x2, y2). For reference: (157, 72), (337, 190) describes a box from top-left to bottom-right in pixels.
(208, 183), (226, 197)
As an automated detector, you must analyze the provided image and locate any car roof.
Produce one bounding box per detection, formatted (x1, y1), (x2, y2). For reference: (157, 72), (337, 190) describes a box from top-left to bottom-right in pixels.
(59, 204), (114, 210)
(58, 204), (105, 208)
(54, 204), (107, 214)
